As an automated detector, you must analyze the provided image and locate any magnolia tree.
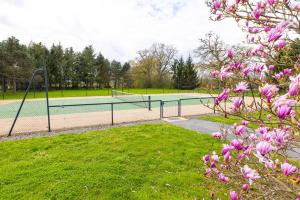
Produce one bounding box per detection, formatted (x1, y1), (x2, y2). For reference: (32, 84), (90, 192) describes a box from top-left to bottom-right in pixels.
(202, 0), (300, 199)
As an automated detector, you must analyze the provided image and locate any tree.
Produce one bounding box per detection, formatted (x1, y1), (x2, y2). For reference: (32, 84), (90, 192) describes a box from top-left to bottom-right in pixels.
(28, 42), (49, 70)
(132, 52), (156, 88)
(62, 47), (77, 88)
(150, 43), (177, 87)
(48, 44), (64, 89)
(121, 62), (132, 88)
(110, 60), (122, 88)
(0, 36), (32, 93)
(78, 45), (96, 88)
(171, 57), (185, 89)
(95, 53), (111, 88)
(194, 32), (227, 70)
(182, 56), (198, 90)
(136, 43), (177, 88)
(203, 1), (300, 199)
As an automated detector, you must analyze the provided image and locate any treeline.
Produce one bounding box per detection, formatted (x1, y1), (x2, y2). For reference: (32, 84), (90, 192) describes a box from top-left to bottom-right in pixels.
(0, 36), (132, 92)
(0, 37), (200, 92)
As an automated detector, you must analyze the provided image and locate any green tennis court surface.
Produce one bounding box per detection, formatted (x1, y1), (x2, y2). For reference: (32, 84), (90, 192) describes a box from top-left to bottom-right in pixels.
(0, 94), (214, 119)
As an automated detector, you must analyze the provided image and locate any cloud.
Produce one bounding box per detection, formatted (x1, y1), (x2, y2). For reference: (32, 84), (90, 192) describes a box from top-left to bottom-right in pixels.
(0, 0), (245, 62)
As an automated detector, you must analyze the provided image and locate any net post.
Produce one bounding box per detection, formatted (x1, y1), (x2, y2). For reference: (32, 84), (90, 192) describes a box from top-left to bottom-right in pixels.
(160, 101), (164, 118)
(8, 69), (43, 136)
(44, 65), (51, 132)
(148, 96), (151, 111)
(178, 100), (181, 117)
(111, 103), (114, 125)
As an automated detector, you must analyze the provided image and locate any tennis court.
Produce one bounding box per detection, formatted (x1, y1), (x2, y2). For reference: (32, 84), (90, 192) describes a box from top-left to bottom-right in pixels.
(0, 92), (216, 136)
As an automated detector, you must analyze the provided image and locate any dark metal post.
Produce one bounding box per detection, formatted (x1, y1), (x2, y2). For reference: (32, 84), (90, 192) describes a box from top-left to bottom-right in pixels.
(8, 69), (43, 136)
(111, 104), (114, 125)
(2, 78), (4, 100)
(44, 65), (51, 132)
(178, 100), (181, 117)
(160, 101), (164, 118)
(148, 96), (151, 111)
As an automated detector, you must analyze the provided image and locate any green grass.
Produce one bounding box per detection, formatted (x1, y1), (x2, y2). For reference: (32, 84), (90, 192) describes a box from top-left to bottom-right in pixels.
(0, 88), (221, 100)
(199, 111), (273, 129)
(0, 124), (227, 200)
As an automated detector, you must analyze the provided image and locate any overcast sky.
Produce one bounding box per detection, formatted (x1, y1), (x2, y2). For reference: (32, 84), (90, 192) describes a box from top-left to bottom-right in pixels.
(0, 0), (246, 62)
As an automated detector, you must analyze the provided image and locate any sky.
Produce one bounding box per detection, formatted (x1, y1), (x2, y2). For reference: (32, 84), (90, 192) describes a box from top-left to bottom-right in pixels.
(0, 0), (246, 62)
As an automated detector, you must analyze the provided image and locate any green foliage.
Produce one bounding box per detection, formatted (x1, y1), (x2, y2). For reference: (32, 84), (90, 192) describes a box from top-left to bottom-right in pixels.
(171, 56), (199, 90)
(0, 36), (32, 92)
(0, 124), (226, 199)
(270, 38), (300, 73)
(111, 60), (123, 88)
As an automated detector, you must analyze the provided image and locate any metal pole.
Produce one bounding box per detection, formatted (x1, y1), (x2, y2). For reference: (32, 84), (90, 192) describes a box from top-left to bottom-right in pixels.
(148, 96), (151, 111)
(178, 100), (181, 117)
(2, 78), (4, 100)
(8, 69), (43, 136)
(44, 65), (51, 132)
(111, 104), (114, 125)
(160, 101), (164, 118)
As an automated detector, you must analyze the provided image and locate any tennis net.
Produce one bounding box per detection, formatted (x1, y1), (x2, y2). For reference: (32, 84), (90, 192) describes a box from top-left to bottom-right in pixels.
(112, 90), (149, 109)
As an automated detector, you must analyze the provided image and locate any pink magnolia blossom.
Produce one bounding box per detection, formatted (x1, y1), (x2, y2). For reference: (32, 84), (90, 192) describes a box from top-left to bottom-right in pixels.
(267, 21), (289, 42)
(242, 120), (249, 126)
(267, 0), (276, 6)
(203, 154), (210, 164)
(231, 98), (243, 112)
(276, 40), (286, 49)
(259, 84), (279, 103)
(277, 104), (292, 119)
(224, 151), (232, 162)
(219, 67), (233, 80)
(273, 72), (284, 80)
(252, 8), (262, 19)
(222, 144), (233, 155)
(212, 131), (222, 139)
(248, 134), (258, 141)
(212, 151), (219, 162)
(289, 83), (299, 96)
(235, 125), (247, 136)
(205, 168), (212, 176)
(274, 129), (288, 145)
(234, 82), (248, 93)
(242, 67), (251, 76)
(227, 48), (233, 58)
(212, 0), (221, 10)
(268, 65), (275, 71)
(242, 165), (260, 184)
(256, 141), (274, 156)
(219, 173), (229, 182)
(231, 139), (244, 150)
(215, 89), (230, 105)
(257, 126), (269, 135)
(242, 184), (249, 192)
(292, 3), (300, 11)
(281, 162), (297, 176)
(230, 191), (238, 200)
(283, 68), (292, 76)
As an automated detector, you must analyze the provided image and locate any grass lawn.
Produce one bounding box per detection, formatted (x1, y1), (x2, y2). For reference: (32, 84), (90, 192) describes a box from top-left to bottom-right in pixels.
(0, 88), (220, 100)
(199, 112), (271, 129)
(0, 124), (227, 200)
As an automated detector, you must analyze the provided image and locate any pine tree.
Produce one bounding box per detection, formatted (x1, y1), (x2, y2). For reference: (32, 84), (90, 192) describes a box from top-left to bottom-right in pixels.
(171, 57), (184, 89)
(182, 56), (198, 90)
(95, 53), (111, 88)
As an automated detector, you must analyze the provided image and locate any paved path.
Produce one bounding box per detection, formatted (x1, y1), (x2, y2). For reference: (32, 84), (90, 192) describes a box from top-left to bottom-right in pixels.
(168, 118), (231, 134)
(168, 118), (300, 160)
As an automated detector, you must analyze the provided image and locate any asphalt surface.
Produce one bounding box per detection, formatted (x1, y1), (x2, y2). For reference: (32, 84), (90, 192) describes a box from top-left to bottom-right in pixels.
(169, 118), (300, 160)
